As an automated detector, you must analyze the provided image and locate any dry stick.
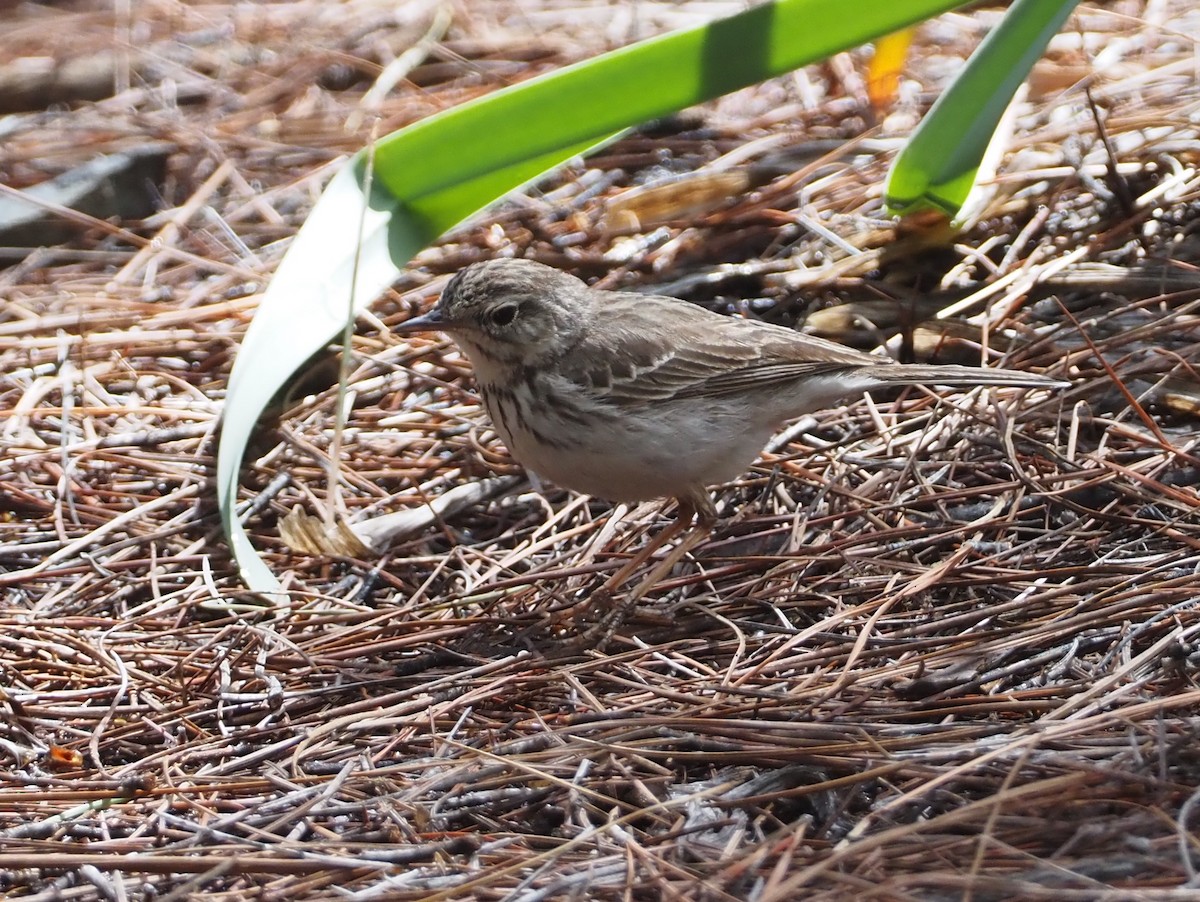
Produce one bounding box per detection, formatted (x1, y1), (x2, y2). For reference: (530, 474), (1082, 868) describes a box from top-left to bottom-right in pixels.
(1054, 297), (1198, 462)
(434, 734), (654, 819)
(963, 746), (1033, 902)
(0, 485), (199, 587)
(845, 687), (1200, 851)
(0, 841), (466, 876)
(112, 159), (237, 286)
(769, 774), (1091, 899)
(348, 3), (452, 133)
(413, 772), (751, 902)
(1085, 84), (1138, 223)
(0, 294), (261, 339)
(938, 244), (1089, 323)
(0, 182), (253, 279)
(286, 652), (540, 772)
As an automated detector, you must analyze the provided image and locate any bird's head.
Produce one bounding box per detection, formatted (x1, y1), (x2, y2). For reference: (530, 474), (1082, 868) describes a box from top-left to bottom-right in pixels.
(398, 259), (589, 368)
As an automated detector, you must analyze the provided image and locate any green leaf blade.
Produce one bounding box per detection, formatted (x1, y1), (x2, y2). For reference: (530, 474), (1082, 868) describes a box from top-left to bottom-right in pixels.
(885, 0), (1081, 218)
(373, 0), (970, 205)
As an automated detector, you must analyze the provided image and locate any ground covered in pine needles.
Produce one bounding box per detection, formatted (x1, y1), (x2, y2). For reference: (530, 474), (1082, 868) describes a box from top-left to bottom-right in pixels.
(2, 1), (1200, 899)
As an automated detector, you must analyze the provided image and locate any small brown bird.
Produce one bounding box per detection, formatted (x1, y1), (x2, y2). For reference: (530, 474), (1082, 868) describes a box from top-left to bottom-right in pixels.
(397, 258), (1062, 528)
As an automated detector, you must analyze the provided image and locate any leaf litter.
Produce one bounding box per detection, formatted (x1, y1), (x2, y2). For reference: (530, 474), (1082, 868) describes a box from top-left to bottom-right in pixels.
(1, 1), (1199, 898)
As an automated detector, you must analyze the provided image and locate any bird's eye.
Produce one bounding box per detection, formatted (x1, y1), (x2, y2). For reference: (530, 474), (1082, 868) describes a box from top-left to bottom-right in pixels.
(489, 304), (519, 327)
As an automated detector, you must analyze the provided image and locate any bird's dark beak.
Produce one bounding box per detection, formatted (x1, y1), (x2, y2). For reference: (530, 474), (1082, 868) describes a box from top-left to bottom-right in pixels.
(396, 308), (451, 333)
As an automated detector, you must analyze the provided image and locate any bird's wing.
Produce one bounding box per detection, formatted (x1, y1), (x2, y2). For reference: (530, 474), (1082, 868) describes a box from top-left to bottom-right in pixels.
(561, 293), (891, 403)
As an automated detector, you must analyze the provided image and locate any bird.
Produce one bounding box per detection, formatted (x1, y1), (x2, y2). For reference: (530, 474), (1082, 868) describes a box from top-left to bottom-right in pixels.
(396, 258), (1066, 623)
(396, 258), (1063, 536)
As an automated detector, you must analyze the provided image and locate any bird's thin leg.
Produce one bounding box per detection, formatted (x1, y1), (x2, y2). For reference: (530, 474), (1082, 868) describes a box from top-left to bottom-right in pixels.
(596, 498), (697, 596)
(622, 494), (715, 605)
(577, 490), (715, 648)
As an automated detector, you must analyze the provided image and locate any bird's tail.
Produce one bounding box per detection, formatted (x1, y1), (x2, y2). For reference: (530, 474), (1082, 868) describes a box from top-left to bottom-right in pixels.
(865, 364), (1067, 390)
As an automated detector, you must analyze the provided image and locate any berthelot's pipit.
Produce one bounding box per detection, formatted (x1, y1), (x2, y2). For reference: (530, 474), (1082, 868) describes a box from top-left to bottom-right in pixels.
(398, 258), (1063, 602)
